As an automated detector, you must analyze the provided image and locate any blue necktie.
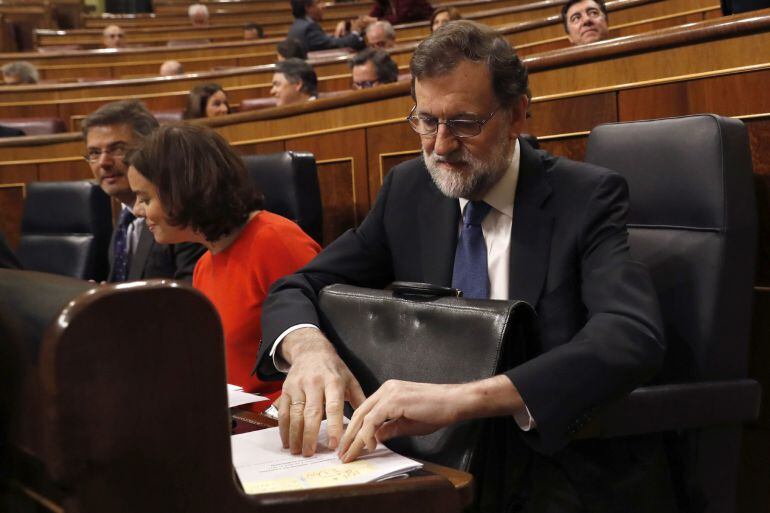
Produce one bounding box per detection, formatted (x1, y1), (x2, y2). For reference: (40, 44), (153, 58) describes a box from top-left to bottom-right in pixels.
(452, 201), (492, 299)
(112, 209), (135, 282)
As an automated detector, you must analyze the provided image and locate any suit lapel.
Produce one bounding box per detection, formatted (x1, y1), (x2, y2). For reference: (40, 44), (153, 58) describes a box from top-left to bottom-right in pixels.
(419, 175), (459, 287)
(509, 140), (553, 307)
(128, 223), (154, 280)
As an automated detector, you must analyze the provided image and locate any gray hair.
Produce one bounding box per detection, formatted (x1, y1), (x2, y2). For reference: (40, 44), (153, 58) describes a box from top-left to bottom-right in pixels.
(188, 3), (209, 18)
(82, 100), (159, 138)
(410, 21), (528, 113)
(2, 61), (39, 84)
(366, 20), (395, 41)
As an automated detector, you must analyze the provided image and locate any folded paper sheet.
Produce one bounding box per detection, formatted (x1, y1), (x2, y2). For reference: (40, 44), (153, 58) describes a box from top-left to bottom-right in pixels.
(232, 420), (423, 494)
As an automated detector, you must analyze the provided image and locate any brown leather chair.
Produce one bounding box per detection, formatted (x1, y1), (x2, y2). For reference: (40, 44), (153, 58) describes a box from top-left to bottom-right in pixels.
(239, 97), (278, 112)
(0, 270), (462, 513)
(152, 109), (184, 124)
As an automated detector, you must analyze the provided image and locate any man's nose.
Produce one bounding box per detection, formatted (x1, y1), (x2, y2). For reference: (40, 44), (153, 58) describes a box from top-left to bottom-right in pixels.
(433, 123), (460, 156)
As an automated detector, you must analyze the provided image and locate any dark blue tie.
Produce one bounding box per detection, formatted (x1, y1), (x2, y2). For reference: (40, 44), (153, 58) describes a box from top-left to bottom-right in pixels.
(452, 201), (492, 299)
(112, 208), (135, 282)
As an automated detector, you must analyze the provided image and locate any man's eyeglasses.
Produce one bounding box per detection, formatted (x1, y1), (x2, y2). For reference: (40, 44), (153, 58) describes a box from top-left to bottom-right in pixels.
(353, 80), (380, 89)
(84, 145), (127, 163)
(406, 105), (499, 138)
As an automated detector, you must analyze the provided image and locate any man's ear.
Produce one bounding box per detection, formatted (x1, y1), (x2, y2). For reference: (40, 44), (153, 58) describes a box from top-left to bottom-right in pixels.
(294, 81), (305, 94)
(509, 94), (529, 138)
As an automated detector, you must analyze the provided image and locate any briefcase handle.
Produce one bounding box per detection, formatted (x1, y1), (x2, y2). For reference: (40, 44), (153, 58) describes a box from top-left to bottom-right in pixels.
(390, 281), (463, 300)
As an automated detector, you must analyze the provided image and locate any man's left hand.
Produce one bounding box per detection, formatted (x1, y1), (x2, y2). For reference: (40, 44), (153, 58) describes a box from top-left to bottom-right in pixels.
(337, 380), (461, 462)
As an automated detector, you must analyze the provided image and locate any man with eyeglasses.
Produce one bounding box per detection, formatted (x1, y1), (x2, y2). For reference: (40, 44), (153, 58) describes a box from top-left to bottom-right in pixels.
(257, 21), (675, 512)
(82, 101), (204, 283)
(562, 0), (610, 45)
(349, 48), (399, 90)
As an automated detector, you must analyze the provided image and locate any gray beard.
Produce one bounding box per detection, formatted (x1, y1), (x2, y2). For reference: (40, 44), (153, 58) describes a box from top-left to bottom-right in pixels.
(424, 131), (514, 199)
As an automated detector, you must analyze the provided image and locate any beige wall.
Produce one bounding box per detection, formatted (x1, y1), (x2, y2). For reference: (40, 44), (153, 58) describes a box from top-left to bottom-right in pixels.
(85, 0), (104, 14)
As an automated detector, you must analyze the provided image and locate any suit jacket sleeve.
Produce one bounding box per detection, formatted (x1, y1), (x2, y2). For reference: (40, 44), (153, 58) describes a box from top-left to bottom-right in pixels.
(305, 22), (365, 50)
(256, 171), (397, 380)
(508, 171), (665, 454)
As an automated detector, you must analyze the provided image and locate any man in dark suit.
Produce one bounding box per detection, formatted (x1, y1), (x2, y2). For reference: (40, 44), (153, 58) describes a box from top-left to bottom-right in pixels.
(256, 21), (676, 512)
(82, 100), (204, 282)
(287, 0), (366, 52)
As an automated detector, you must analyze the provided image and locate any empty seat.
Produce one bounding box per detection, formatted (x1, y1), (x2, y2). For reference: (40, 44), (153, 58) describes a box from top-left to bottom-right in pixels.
(17, 181), (113, 281)
(583, 114), (760, 513)
(242, 152), (323, 245)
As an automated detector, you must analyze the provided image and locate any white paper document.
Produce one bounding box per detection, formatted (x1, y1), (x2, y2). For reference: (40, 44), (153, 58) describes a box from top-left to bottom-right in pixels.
(227, 384), (269, 408)
(232, 420), (423, 494)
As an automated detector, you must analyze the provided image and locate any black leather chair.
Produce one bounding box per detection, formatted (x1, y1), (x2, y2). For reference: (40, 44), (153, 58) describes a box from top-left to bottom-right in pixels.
(16, 181), (112, 281)
(583, 114), (761, 513)
(242, 152), (324, 245)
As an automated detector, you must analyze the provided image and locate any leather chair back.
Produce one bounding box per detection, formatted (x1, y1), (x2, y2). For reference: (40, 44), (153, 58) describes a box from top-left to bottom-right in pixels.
(584, 114), (758, 513)
(17, 181), (113, 281)
(240, 97), (278, 112)
(586, 114), (756, 381)
(242, 152), (323, 244)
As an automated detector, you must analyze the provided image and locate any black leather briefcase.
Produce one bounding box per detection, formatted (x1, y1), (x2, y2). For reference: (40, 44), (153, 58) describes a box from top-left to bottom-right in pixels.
(317, 281), (537, 472)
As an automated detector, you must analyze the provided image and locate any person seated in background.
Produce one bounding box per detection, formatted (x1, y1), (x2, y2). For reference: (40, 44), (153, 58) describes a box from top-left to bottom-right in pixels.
(562, 0), (610, 45)
(270, 58), (318, 107)
(244, 22), (264, 40)
(188, 3), (210, 26)
(159, 60), (184, 76)
(288, 0), (366, 51)
(430, 6), (462, 32)
(369, 0), (433, 24)
(349, 48), (398, 89)
(126, 123), (320, 410)
(277, 37), (308, 61)
(365, 20), (396, 48)
(82, 100), (205, 282)
(183, 83), (230, 119)
(102, 24), (125, 49)
(2, 61), (38, 85)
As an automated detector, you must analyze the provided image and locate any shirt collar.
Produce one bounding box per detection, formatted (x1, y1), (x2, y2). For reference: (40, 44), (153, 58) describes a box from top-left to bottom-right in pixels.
(459, 138), (520, 219)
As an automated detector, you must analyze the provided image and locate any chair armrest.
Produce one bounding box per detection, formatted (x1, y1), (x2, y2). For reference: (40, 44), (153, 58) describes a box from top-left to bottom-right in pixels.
(577, 379), (762, 439)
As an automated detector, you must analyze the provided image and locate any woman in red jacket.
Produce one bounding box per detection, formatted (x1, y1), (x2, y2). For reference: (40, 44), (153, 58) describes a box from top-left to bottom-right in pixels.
(125, 123), (320, 410)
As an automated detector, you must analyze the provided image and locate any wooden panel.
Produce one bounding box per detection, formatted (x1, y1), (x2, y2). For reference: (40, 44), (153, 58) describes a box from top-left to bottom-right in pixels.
(528, 92), (617, 136)
(618, 68), (770, 120)
(0, 182), (24, 248)
(747, 118), (770, 176)
(234, 140), (285, 156)
(38, 159), (92, 182)
(285, 129), (369, 245)
(0, 163), (37, 184)
(538, 136), (589, 161)
(365, 121), (419, 204)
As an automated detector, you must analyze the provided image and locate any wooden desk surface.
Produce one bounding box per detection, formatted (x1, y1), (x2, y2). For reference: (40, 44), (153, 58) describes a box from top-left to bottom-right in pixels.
(230, 409), (475, 508)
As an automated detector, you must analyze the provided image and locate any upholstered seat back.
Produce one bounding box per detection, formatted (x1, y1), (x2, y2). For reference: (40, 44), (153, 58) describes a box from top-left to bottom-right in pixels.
(0, 117), (67, 136)
(585, 114), (756, 381)
(242, 152), (323, 244)
(17, 181), (113, 281)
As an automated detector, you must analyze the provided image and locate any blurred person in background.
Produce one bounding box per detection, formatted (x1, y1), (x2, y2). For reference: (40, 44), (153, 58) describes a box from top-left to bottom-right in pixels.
(430, 7), (462, 32)
(183, 83), (230, 119)
(288, 0), (366, 51)
(562, 0), (610, 45)
(271, 58), (318, 107)
(159, 60), (184, 76)
(102, 24), (126, 48)
(369, 0), (433, 24)
(2, 61), (38, 85)
(244, 22), (264, 40)
(365, 20), (396, 48)
(277, 37), (308, 61)
(189, 3), (210, 26)
(349, 48), (398, 89)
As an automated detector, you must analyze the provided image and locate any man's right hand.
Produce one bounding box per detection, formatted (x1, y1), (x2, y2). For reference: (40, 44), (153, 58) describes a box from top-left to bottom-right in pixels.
(278, 327), (366, 457)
